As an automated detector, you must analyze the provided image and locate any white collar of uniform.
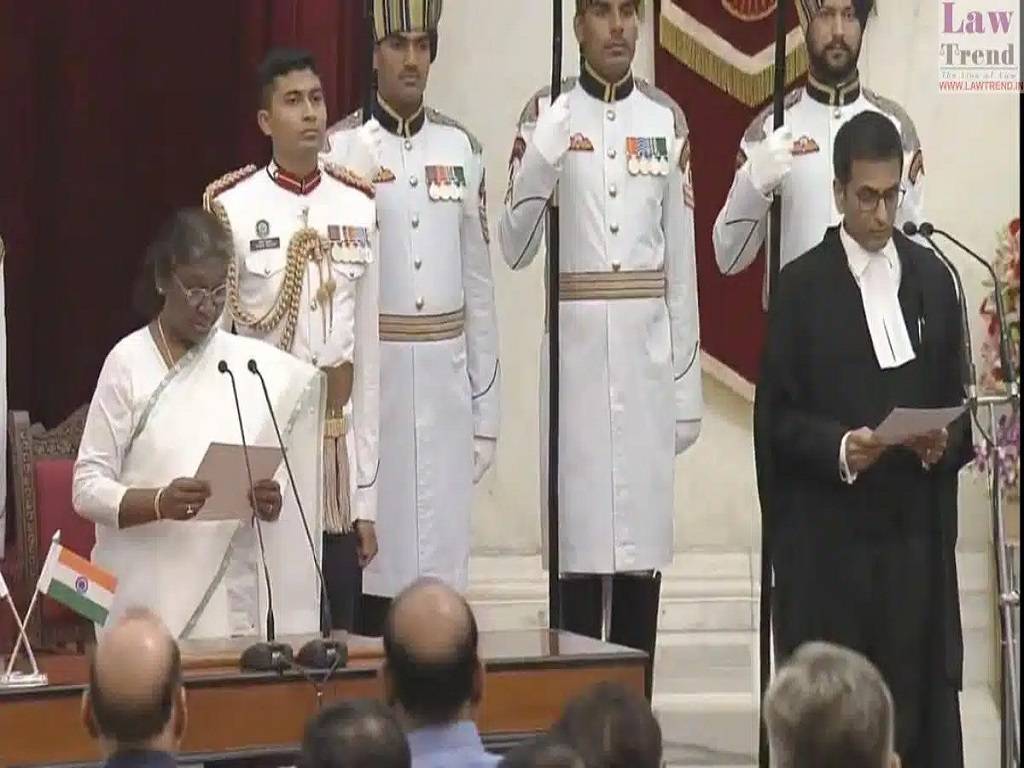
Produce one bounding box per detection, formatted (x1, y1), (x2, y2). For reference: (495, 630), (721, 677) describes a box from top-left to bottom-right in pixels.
(840, 222), (915, 370)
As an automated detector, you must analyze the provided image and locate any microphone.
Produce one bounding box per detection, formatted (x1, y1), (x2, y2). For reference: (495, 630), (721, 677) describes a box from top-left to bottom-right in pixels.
(247, 358), (347, 671)
(922, 223), (1018, 392)
(901, 223), (977, 399)
(219, 360), (293, 672)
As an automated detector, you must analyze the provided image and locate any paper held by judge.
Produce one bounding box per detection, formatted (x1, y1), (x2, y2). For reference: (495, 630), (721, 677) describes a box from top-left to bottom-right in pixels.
(193, 442), (283, 520)
(873, 406), (967, 446)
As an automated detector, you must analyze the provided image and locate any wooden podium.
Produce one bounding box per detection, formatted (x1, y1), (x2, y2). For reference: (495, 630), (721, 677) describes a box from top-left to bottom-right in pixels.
(0, 629), (645, 766)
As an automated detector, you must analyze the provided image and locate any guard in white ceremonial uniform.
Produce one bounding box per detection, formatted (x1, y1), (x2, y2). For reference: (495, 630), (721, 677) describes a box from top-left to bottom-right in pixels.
(323, 0), (499, 633)
(205, 48), (380, 631)
(713, 0), (925, 297)
(500, 0), (702, 698)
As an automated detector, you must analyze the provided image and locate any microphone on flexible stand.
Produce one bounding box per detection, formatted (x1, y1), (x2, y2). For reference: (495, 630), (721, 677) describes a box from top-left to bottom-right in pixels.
(219, 360), (293, 672)
(902, 222), (977, 400)
(920, 223), (1019, 396)
(247, 358), (348, 671)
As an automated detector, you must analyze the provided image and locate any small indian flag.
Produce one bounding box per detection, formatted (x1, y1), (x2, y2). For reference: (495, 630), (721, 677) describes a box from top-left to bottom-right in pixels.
(37, 540), (118, 626)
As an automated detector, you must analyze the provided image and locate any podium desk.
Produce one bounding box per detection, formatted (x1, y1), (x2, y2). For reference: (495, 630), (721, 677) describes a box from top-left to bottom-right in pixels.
(0, 629), (645, 766)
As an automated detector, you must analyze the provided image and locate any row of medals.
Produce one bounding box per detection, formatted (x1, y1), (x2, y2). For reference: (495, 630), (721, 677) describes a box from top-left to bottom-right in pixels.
(428, 181), (465, 202)
(627, 153), (673, 177)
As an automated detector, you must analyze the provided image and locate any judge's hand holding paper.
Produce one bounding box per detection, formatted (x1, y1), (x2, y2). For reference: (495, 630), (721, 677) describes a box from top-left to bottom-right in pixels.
(844, 405), (966, 474)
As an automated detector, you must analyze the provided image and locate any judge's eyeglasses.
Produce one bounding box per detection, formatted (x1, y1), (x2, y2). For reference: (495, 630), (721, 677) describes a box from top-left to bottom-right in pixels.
(854, 184), (905, 213)
(173, 274), (228, 308)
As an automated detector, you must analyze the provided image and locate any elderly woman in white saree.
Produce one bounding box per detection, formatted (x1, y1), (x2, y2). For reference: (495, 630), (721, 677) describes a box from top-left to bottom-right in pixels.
(74, 209), (325, 640)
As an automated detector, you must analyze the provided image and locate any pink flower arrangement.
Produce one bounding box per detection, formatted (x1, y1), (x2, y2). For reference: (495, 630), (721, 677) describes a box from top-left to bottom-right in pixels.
(973, 217), (1021, 498)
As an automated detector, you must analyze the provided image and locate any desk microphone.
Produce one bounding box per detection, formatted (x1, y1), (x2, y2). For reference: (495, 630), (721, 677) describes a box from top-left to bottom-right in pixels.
(219, 360), (293, 672)
(902, 223), (976, 399)
(247, 358), (347, 671)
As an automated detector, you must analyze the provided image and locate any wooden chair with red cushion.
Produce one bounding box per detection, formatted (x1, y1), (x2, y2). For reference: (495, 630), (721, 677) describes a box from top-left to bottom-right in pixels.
(6, 405), (95, 652)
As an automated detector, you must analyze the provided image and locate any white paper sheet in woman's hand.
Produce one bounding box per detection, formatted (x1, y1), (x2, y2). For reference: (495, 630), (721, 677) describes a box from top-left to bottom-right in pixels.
(193, 442), (283, 520)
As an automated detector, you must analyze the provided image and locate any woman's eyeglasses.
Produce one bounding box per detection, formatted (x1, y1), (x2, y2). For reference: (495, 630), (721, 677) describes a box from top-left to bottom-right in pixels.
(173, 274), (228, 308)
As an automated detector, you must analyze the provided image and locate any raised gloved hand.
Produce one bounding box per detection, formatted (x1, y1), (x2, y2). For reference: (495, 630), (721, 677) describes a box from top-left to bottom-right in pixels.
(343, 118), (384, 180)
(473, 437), (497, 483)
(674, 420), (701, 456)
(532, 94), (572, 166)
(746, 126), (793, 196)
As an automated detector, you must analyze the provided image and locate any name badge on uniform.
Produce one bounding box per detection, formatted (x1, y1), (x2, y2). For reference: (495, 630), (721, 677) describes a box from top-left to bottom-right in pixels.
(327, 225), (372, 264)
(425, 165), (466, 202)
(791, 135), (821, 156)
(626, 137), (671, 177)
(249, 219), (281, 252)
(569, 133), (595, 152)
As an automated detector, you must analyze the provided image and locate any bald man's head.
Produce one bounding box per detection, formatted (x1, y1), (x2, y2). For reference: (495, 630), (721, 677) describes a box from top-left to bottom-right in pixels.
(382, 578), (482, 726)
(84, 608), (185, 750)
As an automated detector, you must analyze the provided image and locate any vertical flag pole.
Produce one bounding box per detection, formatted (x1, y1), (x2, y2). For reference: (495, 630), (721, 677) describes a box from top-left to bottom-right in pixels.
(547, 0), (564, 633)
(759, 5), (789, 766)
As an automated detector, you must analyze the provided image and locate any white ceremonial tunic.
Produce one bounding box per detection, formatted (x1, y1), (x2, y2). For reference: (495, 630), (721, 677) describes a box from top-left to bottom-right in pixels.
(73, 329), (325, 639)
(713, 76), (926, 295)
(500, 69), (703, 574)
(211, 162), (380, 523)
(325, 100), (499, 597)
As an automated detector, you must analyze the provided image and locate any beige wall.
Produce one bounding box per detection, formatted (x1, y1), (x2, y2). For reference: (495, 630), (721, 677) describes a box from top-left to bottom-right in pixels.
(422, 0), (1018, 556)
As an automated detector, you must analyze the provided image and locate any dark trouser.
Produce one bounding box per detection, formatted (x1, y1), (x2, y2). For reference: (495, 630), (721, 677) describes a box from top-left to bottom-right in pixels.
(773, 531), (963, 768)
(358, 594), (392, 638)
(323, 532), (361, 631)
(559, 572), (662, 700)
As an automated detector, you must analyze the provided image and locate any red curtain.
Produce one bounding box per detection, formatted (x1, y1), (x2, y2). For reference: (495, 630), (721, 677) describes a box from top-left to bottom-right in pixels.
(654, 0), (804, 384)
(0, 0), (369, 429)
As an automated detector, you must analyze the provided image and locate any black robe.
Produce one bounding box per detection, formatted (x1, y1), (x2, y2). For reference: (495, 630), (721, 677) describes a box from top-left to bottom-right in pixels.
(755, 226), (974, 768)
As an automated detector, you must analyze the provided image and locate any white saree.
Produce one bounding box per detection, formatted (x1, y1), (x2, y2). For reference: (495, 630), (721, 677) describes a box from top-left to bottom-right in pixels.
(74, 327), (325, 639)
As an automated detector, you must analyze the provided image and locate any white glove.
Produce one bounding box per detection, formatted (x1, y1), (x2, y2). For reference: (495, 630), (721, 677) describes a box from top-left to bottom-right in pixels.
(746, 126), (793, 196)
(344, 118), (384, 180)
(473, 437), (497, 484)
(532, 94), (572, 166)
(674, 420), (701, 456)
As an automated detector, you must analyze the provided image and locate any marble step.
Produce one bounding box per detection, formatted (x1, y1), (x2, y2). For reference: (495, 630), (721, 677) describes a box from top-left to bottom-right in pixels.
(654, 632), (754, 697)
(655, 686), (1002, 768)
(655, 691), (758, 765)
(469, 550), (1000, 690)
(962, 687), (1002, 768)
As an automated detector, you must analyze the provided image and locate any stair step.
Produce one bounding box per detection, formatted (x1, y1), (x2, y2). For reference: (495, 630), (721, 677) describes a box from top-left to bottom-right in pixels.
(654, 692), (758, 762)
(962, 687), (1003, 768)
(655, 632), (754, 696)
(654, 686), (1002, 768)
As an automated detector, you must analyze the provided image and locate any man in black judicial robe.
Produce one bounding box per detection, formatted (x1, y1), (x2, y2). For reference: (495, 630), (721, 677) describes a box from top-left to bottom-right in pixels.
(754, 111), (973, 768)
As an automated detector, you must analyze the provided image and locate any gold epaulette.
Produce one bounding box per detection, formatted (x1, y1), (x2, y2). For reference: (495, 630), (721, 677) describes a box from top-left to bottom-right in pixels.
(202, 164), (258, 212)
(324, 163), (375, 199)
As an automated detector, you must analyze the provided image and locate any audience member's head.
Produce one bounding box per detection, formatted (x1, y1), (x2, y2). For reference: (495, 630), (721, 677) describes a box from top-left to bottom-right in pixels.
(499, 736), (585, 768)
(382, 577), (483, 728)
(764, 642), (900, 768)
(300, 699), (410, 768)
(553, 681), (663, 768)
(82, 608), (186, 756)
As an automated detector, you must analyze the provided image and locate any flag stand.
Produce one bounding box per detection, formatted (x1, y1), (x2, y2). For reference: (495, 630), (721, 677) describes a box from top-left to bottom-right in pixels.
(1, 532), (60, 689)
(1, 580), (47, 689)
